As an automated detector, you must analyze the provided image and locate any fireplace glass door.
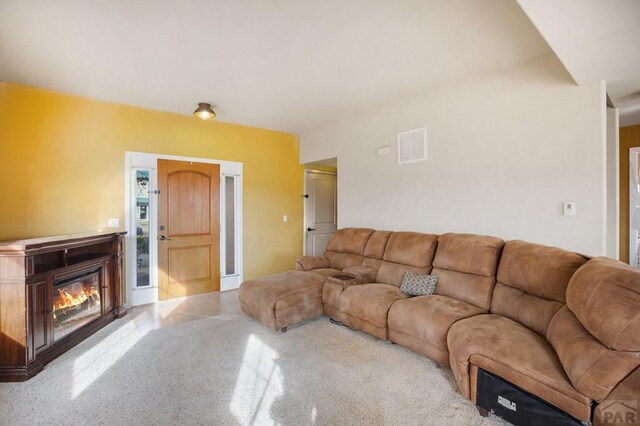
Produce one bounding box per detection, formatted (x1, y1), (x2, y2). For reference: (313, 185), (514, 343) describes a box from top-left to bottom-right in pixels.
(52, 271), (102, 342)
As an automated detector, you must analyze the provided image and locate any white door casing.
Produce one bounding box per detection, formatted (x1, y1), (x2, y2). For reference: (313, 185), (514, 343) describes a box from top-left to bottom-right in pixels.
(630, 148), (640, 268)
(304, 170), (337, 256)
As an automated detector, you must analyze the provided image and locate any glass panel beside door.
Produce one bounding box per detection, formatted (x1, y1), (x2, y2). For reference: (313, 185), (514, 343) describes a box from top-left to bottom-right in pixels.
(221, 172), (243, 291)
(126, 158), (159, 307)
(135, 169), (151, 287)
(225, 175), (236, 276)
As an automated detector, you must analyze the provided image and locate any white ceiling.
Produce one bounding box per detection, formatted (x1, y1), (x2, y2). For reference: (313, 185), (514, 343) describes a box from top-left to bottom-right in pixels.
(0, 0), (550, 133)
(518, 0), (640, 126)
(1, 1), (638, 132)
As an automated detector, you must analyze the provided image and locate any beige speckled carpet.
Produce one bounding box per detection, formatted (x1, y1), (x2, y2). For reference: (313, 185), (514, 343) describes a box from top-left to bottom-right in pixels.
(0, 297), (506, 425)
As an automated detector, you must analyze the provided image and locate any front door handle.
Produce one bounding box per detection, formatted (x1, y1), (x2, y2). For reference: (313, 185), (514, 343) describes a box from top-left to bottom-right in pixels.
(159, 235), (172, 241)
(307, 227), (316, 232)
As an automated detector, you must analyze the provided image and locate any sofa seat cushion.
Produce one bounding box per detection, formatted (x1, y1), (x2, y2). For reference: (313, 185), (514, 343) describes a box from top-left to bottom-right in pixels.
(238, 270), (326, 331)
(387, 295), (485, 365)
(339, 284), (407, 337)
(448, 314), (592, 421)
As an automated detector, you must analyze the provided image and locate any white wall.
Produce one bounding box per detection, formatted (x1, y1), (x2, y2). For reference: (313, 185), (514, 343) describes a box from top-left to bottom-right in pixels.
(606, 107), (620, 259)
(300, 55), (607, 256)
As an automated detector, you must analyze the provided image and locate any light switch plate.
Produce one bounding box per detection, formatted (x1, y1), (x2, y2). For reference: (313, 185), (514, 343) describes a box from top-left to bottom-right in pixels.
(107, 218), (120, 228)
(563, 201), (576, 216)
(282, 215), (288, 223)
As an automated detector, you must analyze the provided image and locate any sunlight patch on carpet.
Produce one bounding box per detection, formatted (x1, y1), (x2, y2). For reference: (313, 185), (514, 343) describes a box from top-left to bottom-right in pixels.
(230, 334), (283, 425)
(71, 320), (149, 399)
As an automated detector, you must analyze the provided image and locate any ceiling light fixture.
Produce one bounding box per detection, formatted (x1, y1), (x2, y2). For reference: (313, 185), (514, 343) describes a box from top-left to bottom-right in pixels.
(193, 102), (216, 120)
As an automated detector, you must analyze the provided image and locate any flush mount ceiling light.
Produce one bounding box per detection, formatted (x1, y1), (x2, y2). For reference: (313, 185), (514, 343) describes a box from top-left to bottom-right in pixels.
(193, 102), (216, 120)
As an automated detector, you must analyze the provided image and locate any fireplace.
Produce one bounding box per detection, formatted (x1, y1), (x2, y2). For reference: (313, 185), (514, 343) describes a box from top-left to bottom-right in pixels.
(53, 270), (102, 342)
(0, 232), (126, 382)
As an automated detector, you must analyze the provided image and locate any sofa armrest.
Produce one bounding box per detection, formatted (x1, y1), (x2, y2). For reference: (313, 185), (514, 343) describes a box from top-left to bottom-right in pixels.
(296, 256), (330, 271)
(342, 266), (377, 284)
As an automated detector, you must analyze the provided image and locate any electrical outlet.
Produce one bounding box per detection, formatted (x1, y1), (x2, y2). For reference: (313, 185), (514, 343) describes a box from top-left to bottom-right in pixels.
(282, 215), (288, 223)
(107, 218), (120, 228)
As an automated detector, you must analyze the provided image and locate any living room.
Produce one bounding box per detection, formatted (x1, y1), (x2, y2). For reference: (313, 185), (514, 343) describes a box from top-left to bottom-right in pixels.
(1, 1), (639, 425)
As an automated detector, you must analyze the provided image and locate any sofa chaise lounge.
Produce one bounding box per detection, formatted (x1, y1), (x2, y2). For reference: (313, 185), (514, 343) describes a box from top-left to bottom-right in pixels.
(238, 227), (640, 425)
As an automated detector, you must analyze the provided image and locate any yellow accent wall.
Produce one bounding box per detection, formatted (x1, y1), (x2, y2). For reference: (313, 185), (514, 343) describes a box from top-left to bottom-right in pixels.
(0, 82), (303, 281)
(620, 124), (640, 263)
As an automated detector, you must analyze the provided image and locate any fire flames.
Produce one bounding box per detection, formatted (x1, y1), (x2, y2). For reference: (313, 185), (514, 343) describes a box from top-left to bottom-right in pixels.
(53, 282), (101, 318)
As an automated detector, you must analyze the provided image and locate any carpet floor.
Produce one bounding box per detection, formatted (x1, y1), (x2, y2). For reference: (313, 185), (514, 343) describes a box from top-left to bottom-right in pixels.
(0, 298), (506, 426)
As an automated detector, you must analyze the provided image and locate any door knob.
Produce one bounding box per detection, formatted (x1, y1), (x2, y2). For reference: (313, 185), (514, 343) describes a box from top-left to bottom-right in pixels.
(307, 227), (316, 232)
(159, 235), (172, 241)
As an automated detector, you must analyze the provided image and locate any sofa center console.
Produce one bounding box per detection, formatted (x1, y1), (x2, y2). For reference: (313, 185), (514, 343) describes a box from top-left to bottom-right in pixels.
(326, 274), (362, 289)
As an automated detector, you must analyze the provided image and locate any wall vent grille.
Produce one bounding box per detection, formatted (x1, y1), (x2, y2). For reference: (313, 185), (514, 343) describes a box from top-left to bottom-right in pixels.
(397, 127), (427, 164)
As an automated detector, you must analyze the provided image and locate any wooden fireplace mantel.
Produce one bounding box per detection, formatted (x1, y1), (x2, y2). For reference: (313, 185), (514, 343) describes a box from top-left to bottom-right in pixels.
(0, 231), (127, 382)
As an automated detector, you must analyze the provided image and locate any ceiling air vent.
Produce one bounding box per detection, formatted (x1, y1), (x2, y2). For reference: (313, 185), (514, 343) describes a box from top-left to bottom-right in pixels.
(397, 127), (427, 164)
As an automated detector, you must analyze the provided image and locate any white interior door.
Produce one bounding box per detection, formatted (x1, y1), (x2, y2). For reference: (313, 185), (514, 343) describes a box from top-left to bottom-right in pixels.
(305, 171), (337, 256)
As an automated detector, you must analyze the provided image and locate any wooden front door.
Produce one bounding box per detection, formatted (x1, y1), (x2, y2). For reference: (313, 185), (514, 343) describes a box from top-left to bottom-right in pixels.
(157, 160), (220, 300)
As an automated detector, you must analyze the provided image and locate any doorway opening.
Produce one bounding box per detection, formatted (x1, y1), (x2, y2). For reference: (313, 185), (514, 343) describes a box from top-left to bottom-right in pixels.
(630, 147), (640, 268)
(303, 157), (337, 256)
(124, 152), (243, 307)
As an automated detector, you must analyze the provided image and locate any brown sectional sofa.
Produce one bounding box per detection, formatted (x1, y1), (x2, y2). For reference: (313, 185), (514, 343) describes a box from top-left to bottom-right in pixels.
(238, 227), (640, 425)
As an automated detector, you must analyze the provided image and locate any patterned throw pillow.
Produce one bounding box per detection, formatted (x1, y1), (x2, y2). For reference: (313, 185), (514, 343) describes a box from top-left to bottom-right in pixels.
(400, 271), (438, 296)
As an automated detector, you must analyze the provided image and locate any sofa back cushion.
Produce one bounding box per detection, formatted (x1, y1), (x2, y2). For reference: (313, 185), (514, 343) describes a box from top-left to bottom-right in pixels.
(362, 230), (393, 270)
(376, 232), (438, 287)
(324, 228), (375, 270)
(432, 233), (504, 310)
(547, 306), (640, 402)
(567, 257), (640, 352)
(490, 240), (588, 336)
